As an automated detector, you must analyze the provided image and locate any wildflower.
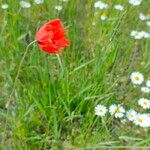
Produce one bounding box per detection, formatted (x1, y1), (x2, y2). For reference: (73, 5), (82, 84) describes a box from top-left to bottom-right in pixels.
(35, 19), (70, 54)
(131, 31), (150, 39)
(20, 1), (31, 8)
(94, 1), (108, 9)
(146, 21), (150, 27)
(109, 104), (125, 118)
(139, 13), (148, 20)
(100, 12), (107, 20)
(126, 109), (137, 121)
(138, 98), (150, 109)
(130, 30), (137, 36)
(34, 0), (44, 4)
(1, 4), (9, 9)
(130, 31), (143, 39)
(140, 31), (150, 38)
(121, 119), (127, 124)
(141, 87), (150, 93)
(130, 72), (144, 85)
(128, 0), (142, 6)
(92, 22), (96, 26)
(134, 114), (150, 128)
(114, 4), (124, 11)
(55, 5), (62, 11)
(95, 105), (107, 116)
(146, 80), (150, 87)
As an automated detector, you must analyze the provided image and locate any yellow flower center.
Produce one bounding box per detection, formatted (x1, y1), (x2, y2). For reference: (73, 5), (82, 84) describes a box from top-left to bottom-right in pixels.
(99, 109), (103, 113)
(130, 114), (133, 118)
(101, 12), (107, 17)
(138, 118), (143, 123)
(144, 101), (148, 105)
(135, 76), (140, 81)
(115, 108), (121, 113)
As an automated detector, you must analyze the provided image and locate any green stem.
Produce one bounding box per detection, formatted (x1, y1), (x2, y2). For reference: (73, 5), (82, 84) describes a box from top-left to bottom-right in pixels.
(102, 117), (109, 136)
(6, 40), (37, 108)
(56, 54), (64, 72)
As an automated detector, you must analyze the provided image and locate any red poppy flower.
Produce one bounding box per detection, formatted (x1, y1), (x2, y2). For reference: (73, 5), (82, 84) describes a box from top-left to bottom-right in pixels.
(35, 19), (70, 54)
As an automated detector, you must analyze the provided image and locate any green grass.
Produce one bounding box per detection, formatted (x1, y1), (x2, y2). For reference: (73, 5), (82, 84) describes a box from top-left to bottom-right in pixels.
(0, 0), (150, 149)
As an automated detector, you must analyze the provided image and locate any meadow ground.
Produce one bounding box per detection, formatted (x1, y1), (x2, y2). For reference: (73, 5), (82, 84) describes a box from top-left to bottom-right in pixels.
(0, 0), (150, 149)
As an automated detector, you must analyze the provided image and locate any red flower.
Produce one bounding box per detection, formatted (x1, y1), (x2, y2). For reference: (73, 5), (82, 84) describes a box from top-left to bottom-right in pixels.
(35, 19), (70, 54)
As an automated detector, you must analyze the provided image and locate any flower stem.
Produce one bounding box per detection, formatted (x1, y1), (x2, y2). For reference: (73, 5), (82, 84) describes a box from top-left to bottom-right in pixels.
(102, 117), (109, 136)
(6, 40), (37, 108)
(56, 54), (64, 72)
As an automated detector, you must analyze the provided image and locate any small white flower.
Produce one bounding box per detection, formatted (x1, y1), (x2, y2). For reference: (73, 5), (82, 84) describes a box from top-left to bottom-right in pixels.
(138, 98), (150, 109)
(130, 30), (138, 36)
(128, 0), (142, 6)
(130, 30), (144, 39)
(55, 5), (62, 11)
(121, 119), (127, 124)
(114, 5), (124, 11)
(140, 31), (150, 38)
(94, 1), (108, 9)
(20, 1), (31, 8)
(139, 13), (148, 21)
(34, 0), (44, 4)
(95, 105), (107, 117)
(109, 104), (125, 118)
(101, 16), (107, 20)
(92, 22), (96, 26)
(1, 4), (9, 9)
(146, 80), (150, 88)
(130, 72), (144, 85)
(126, 109), (137, 121)
(135, 32), (144, 39)
(100, 12), (107, 20)
(141, 87), (150, 93)
(146, 21), (150, 27)
(134, 114), (150, 128)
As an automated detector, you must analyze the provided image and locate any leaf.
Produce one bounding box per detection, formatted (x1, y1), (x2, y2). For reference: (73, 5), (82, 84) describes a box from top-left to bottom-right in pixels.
(119, 136), (143, 141)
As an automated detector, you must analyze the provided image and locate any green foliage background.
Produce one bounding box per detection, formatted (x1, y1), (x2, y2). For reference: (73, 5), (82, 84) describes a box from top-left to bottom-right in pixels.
(0, 0), (150, 149)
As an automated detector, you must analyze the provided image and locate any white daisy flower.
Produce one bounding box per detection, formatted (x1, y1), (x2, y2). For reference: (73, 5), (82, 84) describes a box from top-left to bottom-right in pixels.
(138, 98), (150, 109)
(141, 87), (150, 93)
(34, 0), (44, 4)
(1, 4), (9, 9)
(146, 80), (150, 88)
(114, 4), (124, 11)
(130, 31), (144, 39)
(100, 12), (107, 20)
(134, 114), (150, 128)
(20, 1), (31, 8)
(126, 109), (137, 121)
(128, 0), (142, 6)
(146, 21), (150, 27)
(95, 105), (107, 117)
(130, 30), (138, 36)
(109, 104), (125, 118)
(130, 72), (144, 85)
(139, 13), (148, 21)
(140, 31), (150, 38)
(94, 1), (108, 9)
(55, 5), (62, 11)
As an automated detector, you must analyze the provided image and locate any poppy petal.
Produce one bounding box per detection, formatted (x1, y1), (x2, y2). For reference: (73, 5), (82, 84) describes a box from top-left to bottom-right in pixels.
(55, 38), (70, 47)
